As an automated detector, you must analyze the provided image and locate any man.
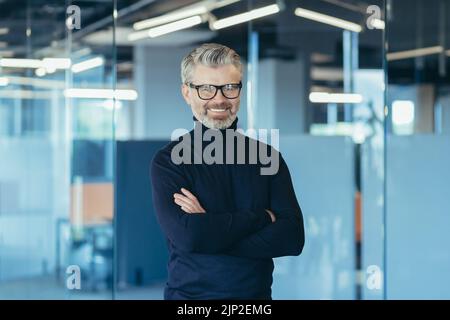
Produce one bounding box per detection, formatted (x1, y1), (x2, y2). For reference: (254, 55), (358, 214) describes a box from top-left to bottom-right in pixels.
(150, 43), (304, 300)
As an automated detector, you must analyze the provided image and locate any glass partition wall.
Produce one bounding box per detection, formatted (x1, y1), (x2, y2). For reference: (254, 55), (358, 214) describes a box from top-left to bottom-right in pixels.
(385, 0), (450, 299)
(0, 0), (116, 299)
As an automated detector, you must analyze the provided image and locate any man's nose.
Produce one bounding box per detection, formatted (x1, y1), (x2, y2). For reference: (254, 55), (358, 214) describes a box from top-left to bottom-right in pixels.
(212, 89), (228, 102)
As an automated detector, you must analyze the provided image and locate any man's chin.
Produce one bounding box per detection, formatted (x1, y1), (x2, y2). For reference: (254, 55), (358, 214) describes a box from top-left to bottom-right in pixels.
(202, 116), (235, 130)
(209, 115), (229, 121)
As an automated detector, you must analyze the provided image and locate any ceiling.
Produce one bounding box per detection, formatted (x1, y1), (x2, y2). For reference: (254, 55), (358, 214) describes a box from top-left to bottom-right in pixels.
(0, 0), (448, 84)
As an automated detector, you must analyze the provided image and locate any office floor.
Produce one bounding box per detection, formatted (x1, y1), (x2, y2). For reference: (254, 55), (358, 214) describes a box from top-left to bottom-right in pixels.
(0, 275), (164, 300)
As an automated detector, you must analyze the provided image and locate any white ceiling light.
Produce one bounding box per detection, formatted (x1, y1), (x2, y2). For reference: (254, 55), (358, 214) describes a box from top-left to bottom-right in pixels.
(294, 7), (362, 33)
(387, 46), (443, 61)
(72, 48), (92, 58)
(0, 28), (9, 35)
(392, 100), (414, 126)
(309, 92), (363, 104)
(35, 68), (47, 77)
(134, 6), (208, 30)
(129, 15), (204, 41)
(311, 67), (343, 81)
(46, 66), (56, 74)
(148, 15), (203, 37)
(0, 41), (7, 48)
(64, 88), (138, 101)
(0, 57), (72, 69)
(0, 90), (53, 100)
(133, 0), (240, 30)
(42, 58), (71, 69)
(71, 57), (104, 73)
(6, 76), (66, 88)
(0, 77), (9, 86)
(211, 4), (280, 30)
(0, 58), (42, 68)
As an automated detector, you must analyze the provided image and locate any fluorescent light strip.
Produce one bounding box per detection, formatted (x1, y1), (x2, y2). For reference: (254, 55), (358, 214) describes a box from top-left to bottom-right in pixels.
(0, 90), (53, 100)
(309, 92), (363, 104)
(64, 88), (138, 101)
(128, 29), (150, 42)
(129, 15), (203, 41)
(134, 6), (208, 30)
(35, 68), (47, 77)
(294, 7), (362, 33)
(0, 58), (42, 68)
(446, 49), (450, 56)
(42, 58), (71, 69)
(14, 76), (63, 87)
(392, 100), (414, 125)
(387, 46), (443, 61)
(0, 77), (9, 86)
(0, 28), (9, 35)
(149, 15), (203, 37)
(71, 57), (104, 73)
(133, 0), (240, 30)
(212, 4), (280, 30)
(0, 57), (72, 69)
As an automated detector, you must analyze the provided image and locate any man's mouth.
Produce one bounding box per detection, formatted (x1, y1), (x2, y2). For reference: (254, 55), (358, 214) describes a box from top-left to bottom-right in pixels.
(208, 107), (229, 113)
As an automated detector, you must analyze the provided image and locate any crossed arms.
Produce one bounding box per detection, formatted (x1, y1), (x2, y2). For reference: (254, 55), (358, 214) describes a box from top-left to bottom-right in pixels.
(150, 151), (305, 259)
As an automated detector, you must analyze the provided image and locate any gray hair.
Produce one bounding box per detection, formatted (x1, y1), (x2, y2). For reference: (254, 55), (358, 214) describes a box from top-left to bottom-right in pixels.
(181, 43), (243, 84)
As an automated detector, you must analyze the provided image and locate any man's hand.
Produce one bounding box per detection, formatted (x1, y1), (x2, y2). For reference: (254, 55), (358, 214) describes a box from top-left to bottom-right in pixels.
(265, 209), (276, 223)
(173, 188), (206, 214)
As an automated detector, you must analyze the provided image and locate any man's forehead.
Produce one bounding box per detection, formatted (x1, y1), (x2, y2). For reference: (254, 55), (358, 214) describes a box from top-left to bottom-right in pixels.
(192, 64), (241, 83)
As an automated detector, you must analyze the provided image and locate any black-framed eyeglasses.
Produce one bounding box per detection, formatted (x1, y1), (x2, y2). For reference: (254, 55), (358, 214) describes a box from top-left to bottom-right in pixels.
(187, 81), (242, 100)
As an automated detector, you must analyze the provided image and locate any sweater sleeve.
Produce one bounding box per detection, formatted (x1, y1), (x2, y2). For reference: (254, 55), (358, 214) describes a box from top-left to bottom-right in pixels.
(150, 150), (272, 254)
(225, 154), (305, 258)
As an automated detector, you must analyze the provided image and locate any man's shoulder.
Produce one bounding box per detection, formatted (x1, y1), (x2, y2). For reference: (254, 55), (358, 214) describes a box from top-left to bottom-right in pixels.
(151, 133), (191, 172)
(152, 141), (176, 165)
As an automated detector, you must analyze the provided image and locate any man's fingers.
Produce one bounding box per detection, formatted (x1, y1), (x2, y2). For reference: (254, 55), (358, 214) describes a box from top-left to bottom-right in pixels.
(181, 188), (197, 201)
(174, 191), (205, 213)
(174, 193), (196, 206)
(265, 209), (276, 223)
(180, 206), (192, 213)
(174, 197), (195, 212)
(174, 197), (194, 211)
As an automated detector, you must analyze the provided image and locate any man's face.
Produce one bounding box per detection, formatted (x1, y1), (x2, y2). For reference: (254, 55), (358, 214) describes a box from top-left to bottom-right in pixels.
(182, 64), (241, 129)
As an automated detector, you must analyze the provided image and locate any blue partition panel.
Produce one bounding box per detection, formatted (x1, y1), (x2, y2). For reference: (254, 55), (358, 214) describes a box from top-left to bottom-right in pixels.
(115, 140), (169, 288)
(386, 135), (450, 299)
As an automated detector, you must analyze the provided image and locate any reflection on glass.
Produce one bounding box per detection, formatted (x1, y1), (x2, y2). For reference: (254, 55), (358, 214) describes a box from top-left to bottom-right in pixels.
(0, 0), (115, 299)
(386, 0), (450, 299)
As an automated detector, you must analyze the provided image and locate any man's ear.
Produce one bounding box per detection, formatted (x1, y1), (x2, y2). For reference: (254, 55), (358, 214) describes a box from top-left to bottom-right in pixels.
(181, 84), (191, 105)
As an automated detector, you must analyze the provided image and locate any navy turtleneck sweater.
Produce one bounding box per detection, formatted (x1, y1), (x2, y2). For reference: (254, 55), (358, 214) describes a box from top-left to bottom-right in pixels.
(150, 116), (304, 300)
